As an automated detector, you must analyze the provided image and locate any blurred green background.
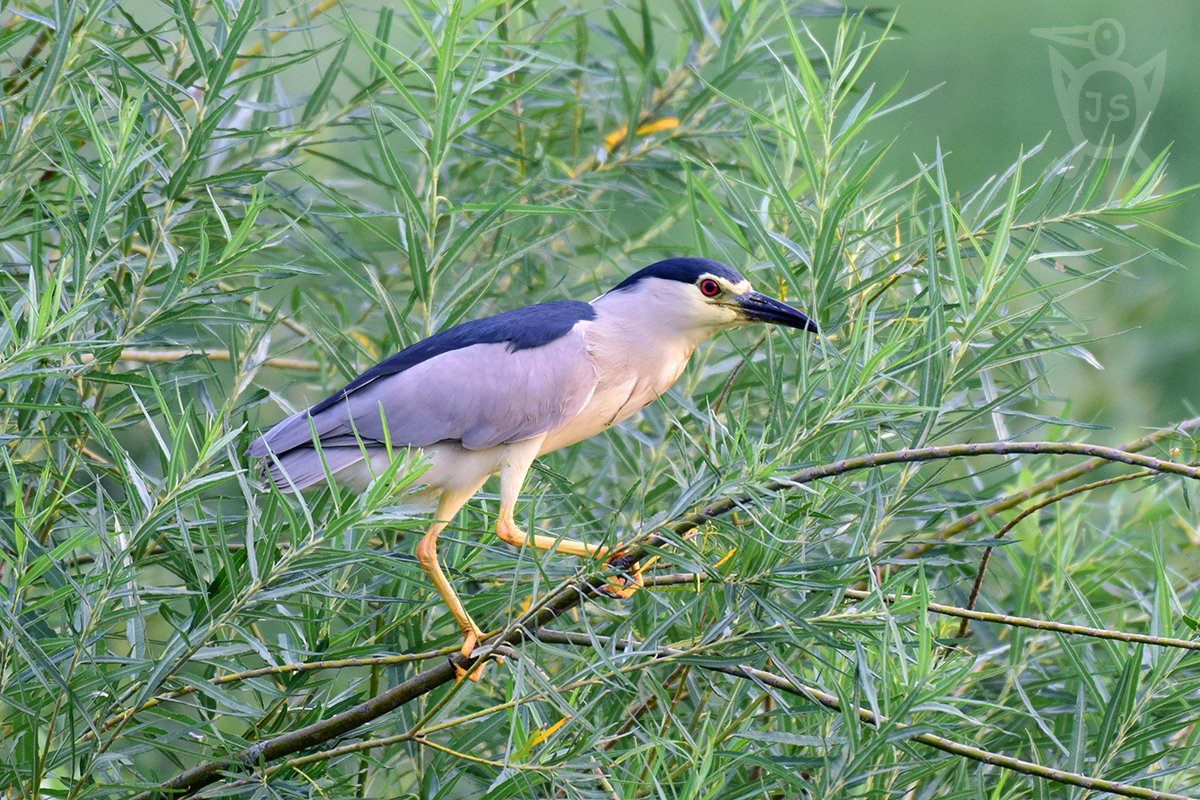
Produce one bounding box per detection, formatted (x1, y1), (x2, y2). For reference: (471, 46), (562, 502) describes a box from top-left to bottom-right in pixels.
(849, 1), (1199, 437)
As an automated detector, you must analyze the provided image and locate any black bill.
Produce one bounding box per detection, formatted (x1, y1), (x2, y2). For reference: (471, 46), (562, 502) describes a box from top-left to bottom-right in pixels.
(736, 291), (818, 333)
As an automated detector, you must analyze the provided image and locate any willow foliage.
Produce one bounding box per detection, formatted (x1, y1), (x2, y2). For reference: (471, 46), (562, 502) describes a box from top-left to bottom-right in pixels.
(1, 1), (1198, 799)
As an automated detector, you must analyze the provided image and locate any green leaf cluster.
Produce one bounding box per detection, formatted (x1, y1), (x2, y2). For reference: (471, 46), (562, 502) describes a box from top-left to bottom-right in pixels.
(1, 1), (1198, 798)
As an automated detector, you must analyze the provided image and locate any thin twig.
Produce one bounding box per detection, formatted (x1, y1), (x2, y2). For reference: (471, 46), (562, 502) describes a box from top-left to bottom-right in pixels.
(535, 628), (1198, 800)
(414, 735), (552, 770)
(220, 278), (312, 338)
(602, 662), (689, 751)
(956, 470), (1152, 638)
(639, 572), (1200, 653)
(638, 573), (1200, 653)
(907, 416), (1200, 555)
(626, 438), (1200, 573)
(145, 435), (1200, 799)
(171, 0), (345, 115)
(838, 588), (1200, 653)
(78, 349), (320, 370)
(230, 0), (344, 72)
(2, 24), (51, 95)
(713, 335), (765, 414)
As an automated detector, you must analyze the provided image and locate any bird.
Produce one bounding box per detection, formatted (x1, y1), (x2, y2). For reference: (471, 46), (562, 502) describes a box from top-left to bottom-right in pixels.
(247, 257), (817, 679)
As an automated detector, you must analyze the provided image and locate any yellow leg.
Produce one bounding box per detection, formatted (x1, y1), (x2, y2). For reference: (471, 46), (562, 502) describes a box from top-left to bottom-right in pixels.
(495, 509), (607, 558)
(497, 513), (643, 598)
(415, 491), (490, 681)
(495, 445), (642, 598)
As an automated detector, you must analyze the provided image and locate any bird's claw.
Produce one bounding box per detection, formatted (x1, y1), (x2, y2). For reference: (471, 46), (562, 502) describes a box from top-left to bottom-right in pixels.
(453, 660), (484, 682)
(597, 577), (640, 599)
(598, 550), (643, 598)
(454, 631), (503, 682)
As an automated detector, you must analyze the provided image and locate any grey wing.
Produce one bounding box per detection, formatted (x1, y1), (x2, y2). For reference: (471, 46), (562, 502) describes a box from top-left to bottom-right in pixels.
(248, 326), (597, 462)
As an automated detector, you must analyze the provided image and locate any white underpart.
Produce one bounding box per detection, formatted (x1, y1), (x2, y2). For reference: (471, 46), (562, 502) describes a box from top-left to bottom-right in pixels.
(334, 441), (512, 508)
(540, 277), (741, 452)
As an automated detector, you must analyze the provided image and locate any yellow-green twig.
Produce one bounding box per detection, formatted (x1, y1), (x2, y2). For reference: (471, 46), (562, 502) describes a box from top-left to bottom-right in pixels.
(957, 469), (1156, 637)
(78, 349), (319, 371)
(536, 628), (1198, 800)
(85, 646), (460, 740)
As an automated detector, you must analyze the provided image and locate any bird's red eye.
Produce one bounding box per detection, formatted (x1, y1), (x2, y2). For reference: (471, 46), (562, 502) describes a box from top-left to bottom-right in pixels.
(699, 279), (721, 297)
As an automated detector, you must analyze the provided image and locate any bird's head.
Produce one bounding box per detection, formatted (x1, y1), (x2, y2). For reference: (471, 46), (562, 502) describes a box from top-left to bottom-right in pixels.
(600, 257), (818, 340)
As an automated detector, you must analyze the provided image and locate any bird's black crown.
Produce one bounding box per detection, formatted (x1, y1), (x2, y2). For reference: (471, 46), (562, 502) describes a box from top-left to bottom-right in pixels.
(609, 257), (746, 293)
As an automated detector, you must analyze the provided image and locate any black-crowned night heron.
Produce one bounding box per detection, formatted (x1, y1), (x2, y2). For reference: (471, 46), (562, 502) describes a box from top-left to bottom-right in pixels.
(248, 257), (817, 679)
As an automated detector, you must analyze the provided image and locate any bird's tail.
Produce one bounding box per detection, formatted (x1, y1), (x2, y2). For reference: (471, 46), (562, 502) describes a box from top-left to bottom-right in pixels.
(260, 446), (367, 492)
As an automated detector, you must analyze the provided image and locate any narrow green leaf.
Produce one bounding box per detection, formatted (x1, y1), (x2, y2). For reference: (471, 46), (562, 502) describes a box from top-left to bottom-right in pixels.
(25, 0), (75, 128)
(164, 94), (239, 198)
(204, 1), (258, 101)
(303, 38), (350, 122)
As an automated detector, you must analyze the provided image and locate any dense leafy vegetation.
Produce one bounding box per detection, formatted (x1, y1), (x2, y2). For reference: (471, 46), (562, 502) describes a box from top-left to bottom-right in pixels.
(2, 1), (1198, 798)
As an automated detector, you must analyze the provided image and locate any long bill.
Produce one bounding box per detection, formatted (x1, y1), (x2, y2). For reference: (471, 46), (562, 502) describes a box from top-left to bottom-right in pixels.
(736, 291), (819, 333)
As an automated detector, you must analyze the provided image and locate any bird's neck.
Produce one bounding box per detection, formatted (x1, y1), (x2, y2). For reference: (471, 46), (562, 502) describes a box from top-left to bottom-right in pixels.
(586, 288), (718, 392)
(590, 284), (723, 352)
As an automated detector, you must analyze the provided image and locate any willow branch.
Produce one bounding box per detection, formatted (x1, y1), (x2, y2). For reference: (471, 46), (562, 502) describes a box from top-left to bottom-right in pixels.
(838, 588), (1200, 653)
(147, 435), (1200, 799)
(139, 570), (616, 799)
(957, 469), (1152, 638)
(78, 349), (319, 371)
(534, 628), (1198, 800)
(634, 438), (1200, 567)
(906, 416), (1200, 555)
(639, 575), (1200, 654)
(213, 616), (1200, 800)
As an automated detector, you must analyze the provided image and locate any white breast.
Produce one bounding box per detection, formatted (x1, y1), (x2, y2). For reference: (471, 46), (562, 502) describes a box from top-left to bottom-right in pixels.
(538, 287), (705, 456)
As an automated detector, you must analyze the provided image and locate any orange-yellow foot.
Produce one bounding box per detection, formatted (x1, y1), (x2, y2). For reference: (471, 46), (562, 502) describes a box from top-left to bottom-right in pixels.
(454, 630), (503, 682)
(598, 551), (644, 599)
(455, 631), (486, 682)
